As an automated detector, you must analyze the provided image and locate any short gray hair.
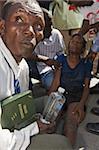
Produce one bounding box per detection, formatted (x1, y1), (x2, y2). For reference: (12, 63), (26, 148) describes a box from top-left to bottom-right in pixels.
(4, 0), (43, 16)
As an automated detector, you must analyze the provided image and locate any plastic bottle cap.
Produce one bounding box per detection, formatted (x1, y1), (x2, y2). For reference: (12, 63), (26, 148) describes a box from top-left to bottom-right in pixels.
(58, 87), (65, 93)
(40, 118), (50, 124)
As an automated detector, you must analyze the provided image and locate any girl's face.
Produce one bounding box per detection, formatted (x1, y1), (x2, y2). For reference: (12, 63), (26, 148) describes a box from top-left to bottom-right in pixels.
(68, 35), (84, 55)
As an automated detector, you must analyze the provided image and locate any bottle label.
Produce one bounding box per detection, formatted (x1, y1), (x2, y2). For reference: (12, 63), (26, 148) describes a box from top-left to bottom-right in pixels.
(43, 92), (66, 122)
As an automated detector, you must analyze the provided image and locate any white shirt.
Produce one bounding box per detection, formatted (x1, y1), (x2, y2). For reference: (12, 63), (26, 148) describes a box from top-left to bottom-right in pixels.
(0, 37), (29, 101)
(0, 37), (39, 150)
(34, 28), (65, 74)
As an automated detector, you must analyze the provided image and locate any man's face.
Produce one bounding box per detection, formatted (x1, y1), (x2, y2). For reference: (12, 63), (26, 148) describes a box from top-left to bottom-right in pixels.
(1, 3), (45, 61)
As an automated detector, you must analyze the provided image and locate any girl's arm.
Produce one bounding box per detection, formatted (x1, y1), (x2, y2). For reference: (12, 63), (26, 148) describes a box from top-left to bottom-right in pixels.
(47, 67), (61, 95)
(80, 78), (90, 106)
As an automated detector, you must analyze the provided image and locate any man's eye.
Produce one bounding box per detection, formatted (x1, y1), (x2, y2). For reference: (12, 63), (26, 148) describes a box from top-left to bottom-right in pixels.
(16, 16), (23, 23)
(34, 24), (42, 31)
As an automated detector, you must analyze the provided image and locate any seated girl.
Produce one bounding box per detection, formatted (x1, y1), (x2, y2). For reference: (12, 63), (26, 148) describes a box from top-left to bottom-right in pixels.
(48, 34), (92, 147)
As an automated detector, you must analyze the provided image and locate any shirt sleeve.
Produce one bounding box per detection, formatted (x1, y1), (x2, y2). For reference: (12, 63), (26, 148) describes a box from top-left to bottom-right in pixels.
(56, 54), (66, 64)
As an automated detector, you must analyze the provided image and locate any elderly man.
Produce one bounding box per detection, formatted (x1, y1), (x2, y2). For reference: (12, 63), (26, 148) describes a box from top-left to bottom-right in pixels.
(0, 0), (72, 150)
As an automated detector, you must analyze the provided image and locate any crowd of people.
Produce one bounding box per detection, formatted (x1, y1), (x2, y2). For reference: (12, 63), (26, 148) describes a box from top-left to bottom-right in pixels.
(0, 0), (99, 149)
(0, 0), (72, 150)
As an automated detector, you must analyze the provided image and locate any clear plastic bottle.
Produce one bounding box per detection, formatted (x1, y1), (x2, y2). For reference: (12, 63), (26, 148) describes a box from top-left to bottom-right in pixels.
(42, 87), (66, 122)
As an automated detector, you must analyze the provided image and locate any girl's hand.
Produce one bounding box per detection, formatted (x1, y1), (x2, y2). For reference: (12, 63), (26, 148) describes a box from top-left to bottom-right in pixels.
(72, 102), (85, 124)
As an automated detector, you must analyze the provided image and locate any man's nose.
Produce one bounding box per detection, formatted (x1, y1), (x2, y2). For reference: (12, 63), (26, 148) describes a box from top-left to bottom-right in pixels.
(24, 25), (35, 38)
(29, 26), (34, 34)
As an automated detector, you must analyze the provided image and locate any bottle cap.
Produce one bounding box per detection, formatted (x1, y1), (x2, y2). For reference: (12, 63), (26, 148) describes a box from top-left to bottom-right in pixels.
(40, 117), (50, 124)
(58, 87), (65, 93)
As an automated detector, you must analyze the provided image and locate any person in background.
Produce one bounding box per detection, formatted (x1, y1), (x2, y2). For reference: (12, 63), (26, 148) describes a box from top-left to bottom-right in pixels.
(0, 1), (72, 149)
(49, 0), (84, 53)
(86, 36), (99, 77)
(85, 33), (99, 136)
(67, 0), (99, 135)
(34, 8), (65, 90)
(67, 0), (99, 50)
(48, 34), (92, 147)
(91, 37), (99, 77)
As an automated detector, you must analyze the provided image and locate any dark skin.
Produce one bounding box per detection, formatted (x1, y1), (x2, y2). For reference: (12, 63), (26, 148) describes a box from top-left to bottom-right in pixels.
(0, 2), (60, 68)
(27, 50), (61, 69)
(0, 2), (55, 133)
(64, 36), (90, 122)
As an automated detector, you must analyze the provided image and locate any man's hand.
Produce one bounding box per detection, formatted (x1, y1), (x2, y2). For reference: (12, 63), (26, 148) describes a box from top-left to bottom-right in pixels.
(37, 120), (56, 134)
(24, 53), (61, 69)
(37, 54), (61, 69)
(45, 59), (61, 69)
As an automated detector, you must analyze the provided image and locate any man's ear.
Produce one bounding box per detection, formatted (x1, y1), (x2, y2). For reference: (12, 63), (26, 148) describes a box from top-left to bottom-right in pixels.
(0, 18), (5, 36)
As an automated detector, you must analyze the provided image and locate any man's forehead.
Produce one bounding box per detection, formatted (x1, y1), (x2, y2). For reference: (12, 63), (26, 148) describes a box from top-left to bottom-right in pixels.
(4, 2), (44, 19)
(5, 0), (43, 15)
(4, 3), (28, 17)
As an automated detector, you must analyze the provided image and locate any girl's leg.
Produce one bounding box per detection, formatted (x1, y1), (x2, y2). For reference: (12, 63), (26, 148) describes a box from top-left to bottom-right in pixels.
(64, 102), (85, 147)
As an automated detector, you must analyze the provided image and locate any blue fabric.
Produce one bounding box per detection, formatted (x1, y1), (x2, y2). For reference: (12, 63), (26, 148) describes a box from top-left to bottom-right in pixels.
(91, 33), (99, 52)
(14, 79), (21, 94)
(40, 70), (54, 90)
(57, 54), (92, 92)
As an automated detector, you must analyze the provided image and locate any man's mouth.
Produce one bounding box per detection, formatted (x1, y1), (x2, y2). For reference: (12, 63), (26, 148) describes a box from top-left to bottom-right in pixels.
(22, 38), (36, 48)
